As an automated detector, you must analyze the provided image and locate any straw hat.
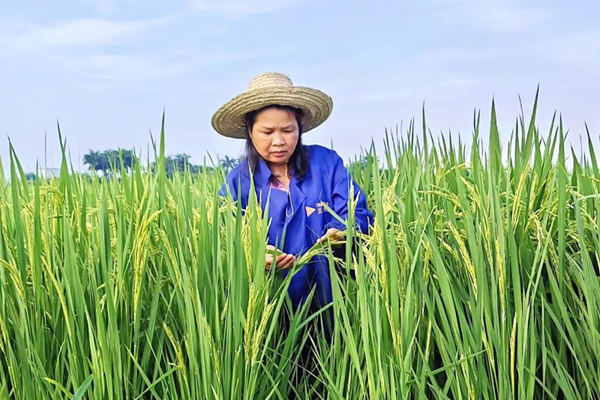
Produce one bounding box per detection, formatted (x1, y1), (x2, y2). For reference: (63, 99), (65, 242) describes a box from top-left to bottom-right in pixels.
(211, 72), (333, 139)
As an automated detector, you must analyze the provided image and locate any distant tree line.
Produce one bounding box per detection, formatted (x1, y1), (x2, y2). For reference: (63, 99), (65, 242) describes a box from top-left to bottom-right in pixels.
(82, 149), (243, 178)
(83, 149), (138, 177)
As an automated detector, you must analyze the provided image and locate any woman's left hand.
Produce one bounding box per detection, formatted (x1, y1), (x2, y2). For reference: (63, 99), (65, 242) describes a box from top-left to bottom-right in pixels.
(317, 228), (343, 244)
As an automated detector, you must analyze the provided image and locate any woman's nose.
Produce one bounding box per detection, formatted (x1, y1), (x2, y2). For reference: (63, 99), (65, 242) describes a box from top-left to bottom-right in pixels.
(272, 132), (285, 146)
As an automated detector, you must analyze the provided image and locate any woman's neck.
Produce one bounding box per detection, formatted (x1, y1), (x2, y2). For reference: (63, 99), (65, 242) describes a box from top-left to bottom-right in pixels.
(269, 162), (290, 182)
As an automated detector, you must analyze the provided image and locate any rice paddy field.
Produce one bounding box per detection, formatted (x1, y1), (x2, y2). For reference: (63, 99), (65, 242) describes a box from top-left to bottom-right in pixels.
(1, 98), (600, 399)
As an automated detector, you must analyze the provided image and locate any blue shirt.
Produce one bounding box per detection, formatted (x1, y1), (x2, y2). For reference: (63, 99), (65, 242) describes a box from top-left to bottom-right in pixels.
(219, 144), (373, 310)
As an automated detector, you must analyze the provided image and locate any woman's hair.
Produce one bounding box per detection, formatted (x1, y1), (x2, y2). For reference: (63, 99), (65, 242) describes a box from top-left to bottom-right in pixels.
(244, 104), (309, 180)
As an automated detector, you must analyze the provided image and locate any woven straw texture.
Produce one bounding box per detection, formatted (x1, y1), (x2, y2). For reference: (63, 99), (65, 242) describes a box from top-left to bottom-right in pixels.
(211, 72), (333, 138)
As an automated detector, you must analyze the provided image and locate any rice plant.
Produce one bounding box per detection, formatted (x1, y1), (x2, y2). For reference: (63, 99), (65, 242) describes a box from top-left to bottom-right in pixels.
(1, 97), (599, 399)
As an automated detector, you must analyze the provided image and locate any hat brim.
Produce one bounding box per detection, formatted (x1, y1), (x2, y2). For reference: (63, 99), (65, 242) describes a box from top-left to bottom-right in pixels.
(211, 86), (333, 139)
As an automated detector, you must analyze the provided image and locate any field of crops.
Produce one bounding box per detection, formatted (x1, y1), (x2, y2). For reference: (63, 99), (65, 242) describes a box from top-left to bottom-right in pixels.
(1, 99), (600, 399)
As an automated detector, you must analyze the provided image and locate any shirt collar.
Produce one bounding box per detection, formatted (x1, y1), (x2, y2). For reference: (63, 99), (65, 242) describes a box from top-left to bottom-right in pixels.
(241, 155), (302, 188)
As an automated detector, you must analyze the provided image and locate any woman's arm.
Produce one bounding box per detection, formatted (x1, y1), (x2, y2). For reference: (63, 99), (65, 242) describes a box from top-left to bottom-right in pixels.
(219, 170), (295, 270)
(323, 151), (373, 235)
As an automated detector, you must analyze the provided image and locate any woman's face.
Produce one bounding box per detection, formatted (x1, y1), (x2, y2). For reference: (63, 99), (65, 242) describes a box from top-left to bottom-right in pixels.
(249, 107), (299, 166)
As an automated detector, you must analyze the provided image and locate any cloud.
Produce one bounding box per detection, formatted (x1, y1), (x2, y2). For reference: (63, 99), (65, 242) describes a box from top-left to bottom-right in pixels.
(337, 90), (412, 106)
(538, 30), (600, 66)
(0, 13), (251, 81)
(189, 0), (310, 19)
(434, 0), (554, 32)
(440, 77), (477, 89)
(0, 15), (178, 50)
(82, 51), (255, 81)
(410, 48), (496, 65)
(80, 0), (116, 14)
(326, 48), (489, 107)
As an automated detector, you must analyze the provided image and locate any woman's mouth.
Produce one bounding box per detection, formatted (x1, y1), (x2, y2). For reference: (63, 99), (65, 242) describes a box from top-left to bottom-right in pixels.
(272, 151), (287, 157)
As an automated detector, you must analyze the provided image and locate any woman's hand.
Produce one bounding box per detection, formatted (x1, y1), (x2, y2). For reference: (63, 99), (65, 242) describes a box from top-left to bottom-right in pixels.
(265, 245), (296, 271)
(317, 228), (344, 244)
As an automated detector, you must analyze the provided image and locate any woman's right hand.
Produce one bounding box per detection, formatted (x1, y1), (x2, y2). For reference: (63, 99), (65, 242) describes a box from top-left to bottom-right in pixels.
(265, 245), (296, 271)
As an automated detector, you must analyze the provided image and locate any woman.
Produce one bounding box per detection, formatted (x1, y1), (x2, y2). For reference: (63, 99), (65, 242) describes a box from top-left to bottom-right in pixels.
(214, 72), (373, 315)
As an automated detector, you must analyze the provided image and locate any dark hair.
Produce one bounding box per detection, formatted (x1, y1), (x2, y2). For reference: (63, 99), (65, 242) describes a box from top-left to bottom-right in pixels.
(244, 105), (309, 180)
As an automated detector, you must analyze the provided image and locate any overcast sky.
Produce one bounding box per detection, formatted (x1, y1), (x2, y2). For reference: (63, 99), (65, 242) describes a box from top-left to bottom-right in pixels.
(1, 0), (599, 172)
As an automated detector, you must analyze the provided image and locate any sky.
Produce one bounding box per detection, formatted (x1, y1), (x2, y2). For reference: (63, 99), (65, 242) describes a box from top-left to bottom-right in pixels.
(1, 0), (599, 173)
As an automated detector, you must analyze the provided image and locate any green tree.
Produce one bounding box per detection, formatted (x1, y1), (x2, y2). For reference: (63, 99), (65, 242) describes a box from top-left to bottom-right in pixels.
(83, 150), (102, 174)
(220, 155), (239, 173)
(84, 148), (139, 178)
